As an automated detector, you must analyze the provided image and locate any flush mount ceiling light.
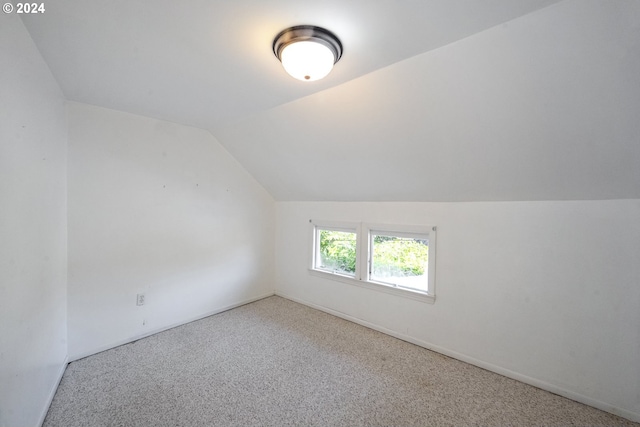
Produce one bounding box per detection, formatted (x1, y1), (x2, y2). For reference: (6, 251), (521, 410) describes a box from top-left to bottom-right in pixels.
(273, 25), (343, 82)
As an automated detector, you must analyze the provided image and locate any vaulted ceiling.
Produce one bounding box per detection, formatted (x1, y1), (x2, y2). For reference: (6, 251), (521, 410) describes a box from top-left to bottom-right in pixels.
(22, 0), (640, 201)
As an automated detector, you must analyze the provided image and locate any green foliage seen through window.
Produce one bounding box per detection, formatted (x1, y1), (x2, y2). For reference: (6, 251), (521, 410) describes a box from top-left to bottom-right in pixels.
(371, 235), (428, 277)
(318, 230), (356, 274)
(318, 230), (428, 278)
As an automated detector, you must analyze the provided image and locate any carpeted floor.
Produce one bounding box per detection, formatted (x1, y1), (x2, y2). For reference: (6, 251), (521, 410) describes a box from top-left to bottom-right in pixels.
(44, 296), (638, 426)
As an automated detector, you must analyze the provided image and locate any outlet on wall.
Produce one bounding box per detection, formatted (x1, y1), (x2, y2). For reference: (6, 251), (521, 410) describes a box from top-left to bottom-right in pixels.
(136, 293), (145, 306)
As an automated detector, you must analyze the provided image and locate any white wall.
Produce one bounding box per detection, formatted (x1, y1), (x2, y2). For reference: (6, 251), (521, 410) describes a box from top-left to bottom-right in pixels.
(275, 200), (640, 422)
(67, 102), (275, 359)
(0, 15), (68, 427)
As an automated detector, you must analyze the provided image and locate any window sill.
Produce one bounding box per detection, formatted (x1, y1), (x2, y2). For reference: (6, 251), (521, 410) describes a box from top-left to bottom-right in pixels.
(309, 269), (435, 304)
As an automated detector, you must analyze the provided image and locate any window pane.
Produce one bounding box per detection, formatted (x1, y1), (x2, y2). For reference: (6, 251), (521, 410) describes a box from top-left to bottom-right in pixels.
(371, 234), (428, 291)
(317, 229), (357, 276)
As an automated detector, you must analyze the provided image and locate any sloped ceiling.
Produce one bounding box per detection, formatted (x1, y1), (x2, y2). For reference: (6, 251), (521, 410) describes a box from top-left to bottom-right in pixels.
(22, 0), (640, 201)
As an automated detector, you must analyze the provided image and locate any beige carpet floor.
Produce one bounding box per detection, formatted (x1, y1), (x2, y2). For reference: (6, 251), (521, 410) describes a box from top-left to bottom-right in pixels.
(44, 296), (638, 426)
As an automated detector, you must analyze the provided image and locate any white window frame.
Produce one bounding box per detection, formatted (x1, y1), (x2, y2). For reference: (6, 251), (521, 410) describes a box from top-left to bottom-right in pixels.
(309, 220), (436, 303)
(309, 220), (361, 278)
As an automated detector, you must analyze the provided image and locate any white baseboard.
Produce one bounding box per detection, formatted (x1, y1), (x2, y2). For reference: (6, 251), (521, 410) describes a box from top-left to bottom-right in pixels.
(38, 355), (68, 427)
(69, 292), (275, 362)
(276, 292), (640, 424)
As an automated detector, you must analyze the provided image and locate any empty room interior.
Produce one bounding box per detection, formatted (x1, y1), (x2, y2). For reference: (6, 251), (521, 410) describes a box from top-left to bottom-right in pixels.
(1, 0), (639, 425)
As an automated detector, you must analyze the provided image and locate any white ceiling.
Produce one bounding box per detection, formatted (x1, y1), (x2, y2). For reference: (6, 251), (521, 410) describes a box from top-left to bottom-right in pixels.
(22, 0), (640, 201)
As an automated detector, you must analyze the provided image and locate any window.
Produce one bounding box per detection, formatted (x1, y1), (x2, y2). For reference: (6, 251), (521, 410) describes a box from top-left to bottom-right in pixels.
(310, 221), (436, 302)
(314, 227), (357, 277)
(368, 230), (429, 292)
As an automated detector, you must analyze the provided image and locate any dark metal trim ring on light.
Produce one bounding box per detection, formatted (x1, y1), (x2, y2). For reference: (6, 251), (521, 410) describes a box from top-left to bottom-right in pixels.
(273, 25), (343, 65)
